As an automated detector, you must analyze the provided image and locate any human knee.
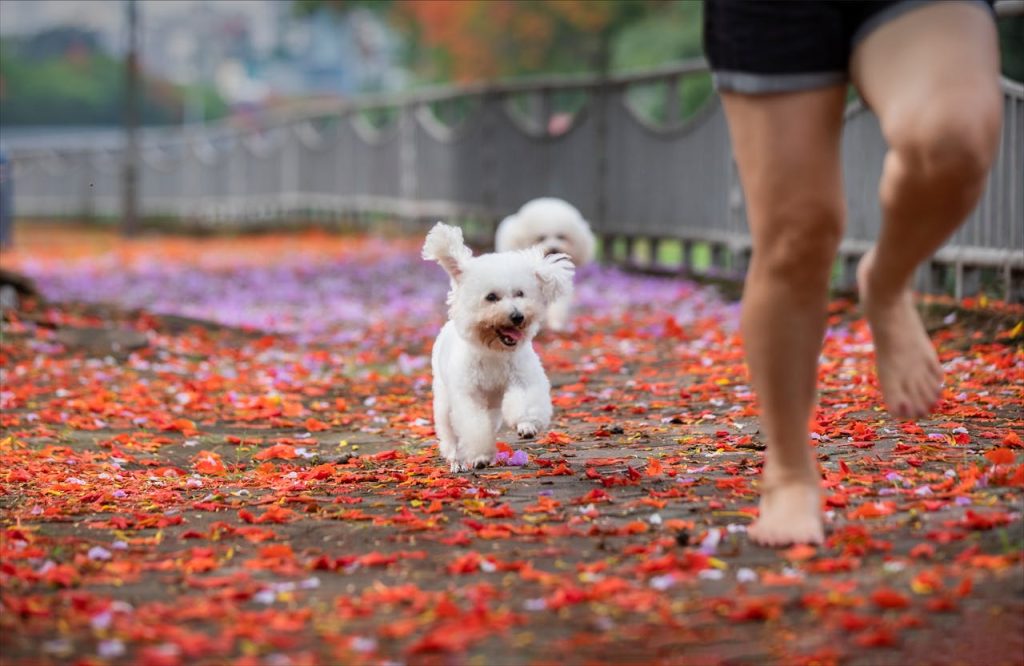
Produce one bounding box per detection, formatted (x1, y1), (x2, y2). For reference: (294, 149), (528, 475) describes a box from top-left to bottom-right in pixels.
(752, 199), (843, 282)
(885, 92), (1002, 185)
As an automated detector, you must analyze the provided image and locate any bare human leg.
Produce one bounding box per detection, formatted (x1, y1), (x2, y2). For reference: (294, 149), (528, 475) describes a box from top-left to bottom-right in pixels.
(851, 2), (1003, 418)
(721, 87), (848, 546)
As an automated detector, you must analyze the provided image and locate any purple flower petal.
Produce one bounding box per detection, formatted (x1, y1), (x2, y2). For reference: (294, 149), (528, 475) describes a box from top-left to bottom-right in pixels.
(508, 450), (529, 466)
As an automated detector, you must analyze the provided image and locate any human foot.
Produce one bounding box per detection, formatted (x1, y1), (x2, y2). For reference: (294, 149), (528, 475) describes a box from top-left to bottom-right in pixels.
(857, 250), (943, 419)
(748, 477), (824, 546)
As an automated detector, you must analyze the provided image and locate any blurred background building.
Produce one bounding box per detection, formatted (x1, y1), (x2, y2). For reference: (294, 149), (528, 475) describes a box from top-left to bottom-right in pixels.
(0, 0), (406, 150)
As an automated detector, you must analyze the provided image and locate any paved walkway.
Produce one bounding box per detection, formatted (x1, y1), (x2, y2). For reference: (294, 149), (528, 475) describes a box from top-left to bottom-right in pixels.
(1, 227), (1022, 665)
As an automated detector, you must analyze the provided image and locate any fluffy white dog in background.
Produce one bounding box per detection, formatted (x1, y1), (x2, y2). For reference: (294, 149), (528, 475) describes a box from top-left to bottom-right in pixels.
(495, 197), (596, 331)
(423, 222), (575, 472)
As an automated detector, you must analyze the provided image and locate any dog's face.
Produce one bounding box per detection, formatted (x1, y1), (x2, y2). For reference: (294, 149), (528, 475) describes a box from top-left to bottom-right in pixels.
(423, 223), (574, 352)
(496, 198), (596, 267)
(450, 253), (548, 351)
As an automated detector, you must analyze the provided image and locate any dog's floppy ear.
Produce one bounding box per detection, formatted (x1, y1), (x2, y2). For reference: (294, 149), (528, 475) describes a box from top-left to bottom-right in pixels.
(577, 218), (597, 265)
(422, 222), (472, 282)
(534, 250), (575, 304)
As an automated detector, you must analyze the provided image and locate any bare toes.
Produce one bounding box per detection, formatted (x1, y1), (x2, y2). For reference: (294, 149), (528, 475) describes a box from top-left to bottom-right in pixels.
(749, 523), (823, 548)
(912, 384), (936, 416)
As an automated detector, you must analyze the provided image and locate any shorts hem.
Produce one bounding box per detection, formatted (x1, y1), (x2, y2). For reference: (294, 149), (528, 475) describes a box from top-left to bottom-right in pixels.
(851, 0), (997, 47)
(712, 71), (847, 95)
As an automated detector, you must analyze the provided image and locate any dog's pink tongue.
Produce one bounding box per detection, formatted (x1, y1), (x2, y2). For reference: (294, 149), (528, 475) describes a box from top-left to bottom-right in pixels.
(500, 327), (524, 341)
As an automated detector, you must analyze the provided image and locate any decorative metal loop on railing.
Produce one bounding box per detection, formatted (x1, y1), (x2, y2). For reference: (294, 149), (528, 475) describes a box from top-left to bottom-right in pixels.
(139, 144), (176, 171)
(621, 88), (721, 137)
(189, 133), (221, 165)
(500, 89), (592, 140)
(294, 119), (329, 151)
(415, 97), (482, 142)
(90, 151), (110, 172)
(242, 129), (278, 158)
(350, 109), (401, 144)
(39, 151), (67, 176)
(621, 75), (721, 136)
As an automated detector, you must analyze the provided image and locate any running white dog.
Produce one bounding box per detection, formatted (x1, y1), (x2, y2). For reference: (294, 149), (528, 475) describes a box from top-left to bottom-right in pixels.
(495, 197), (596, 330)
(423, 222), (575, 472)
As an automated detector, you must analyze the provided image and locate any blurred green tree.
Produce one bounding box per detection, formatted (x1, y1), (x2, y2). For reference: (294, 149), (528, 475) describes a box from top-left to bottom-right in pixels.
(296, 0), (678, 83)
(0, 38), (227, 126)
(998, 17), (1023, 82)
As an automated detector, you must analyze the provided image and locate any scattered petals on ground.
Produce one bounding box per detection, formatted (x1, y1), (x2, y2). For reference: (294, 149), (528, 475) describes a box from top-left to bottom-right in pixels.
(2, 228), (1022, 665)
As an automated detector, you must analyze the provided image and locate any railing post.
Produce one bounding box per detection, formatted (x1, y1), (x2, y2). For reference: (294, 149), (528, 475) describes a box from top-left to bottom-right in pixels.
(281, 125), (299, 219)
(954, 262), (966, 300)
(536, 88), (552, 136)
(915, 261), (946, 295)
(961, 266), (982, 298)
(837, 254), (860, 292)
(727, 157), (745, 238)
(664, 74), (681, 125)
(228, 137), (244, 224)
(734, 246), (752, 277)
(679, 239), (694, 274)
(624, 236), (635, 266)
(121, 0), (140, 235)
(594, 81), (611, 250)
(1004, 264), (1017, 303)
(0, 151), (12, 250)
(650, 237), (662, 269)
(710, 243), (729, 273)
(399, 104), (418, 222)
(78, 153), (95, 221)
(183, 134), (198, 222)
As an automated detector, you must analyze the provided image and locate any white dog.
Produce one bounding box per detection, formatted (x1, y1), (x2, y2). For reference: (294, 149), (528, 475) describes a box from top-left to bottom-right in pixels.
(423, 222), (574, 472)
(494, 197), (596, 331)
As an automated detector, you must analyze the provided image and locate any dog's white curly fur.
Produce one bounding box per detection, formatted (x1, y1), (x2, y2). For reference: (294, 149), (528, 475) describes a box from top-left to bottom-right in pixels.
(495, 197), (596, 331)
(423, 222), (574, 472)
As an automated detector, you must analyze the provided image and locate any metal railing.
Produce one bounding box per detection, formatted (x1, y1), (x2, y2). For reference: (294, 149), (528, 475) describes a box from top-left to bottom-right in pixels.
(7, 60), (1023, 299)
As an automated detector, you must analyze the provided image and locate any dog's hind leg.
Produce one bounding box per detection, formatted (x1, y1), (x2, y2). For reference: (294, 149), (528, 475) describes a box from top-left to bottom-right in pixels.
(432, 381), (459, 471)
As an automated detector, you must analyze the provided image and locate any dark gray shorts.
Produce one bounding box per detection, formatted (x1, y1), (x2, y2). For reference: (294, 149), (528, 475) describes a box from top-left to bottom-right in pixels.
(703, 0), (996, 94)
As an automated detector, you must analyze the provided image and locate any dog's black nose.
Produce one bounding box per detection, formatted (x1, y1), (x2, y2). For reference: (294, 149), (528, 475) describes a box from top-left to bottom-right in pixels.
(510, 311), (525, 326)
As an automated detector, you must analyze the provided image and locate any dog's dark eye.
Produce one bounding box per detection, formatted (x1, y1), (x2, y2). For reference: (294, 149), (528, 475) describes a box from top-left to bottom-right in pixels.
(485, 293), (499, 302)
(536, 236), (546, 243)
(556, 234), (567, 240)
(513, 289), (524, 298)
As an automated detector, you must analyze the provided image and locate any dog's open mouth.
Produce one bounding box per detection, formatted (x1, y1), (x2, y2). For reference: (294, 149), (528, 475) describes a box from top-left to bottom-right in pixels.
(496, 326), (524, 347)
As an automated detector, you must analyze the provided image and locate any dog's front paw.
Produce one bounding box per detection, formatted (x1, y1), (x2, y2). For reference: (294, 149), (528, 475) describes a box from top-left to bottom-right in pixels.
(516, 421), (541, 439)
(443, 449), (465, 473)
(449, 453), (494, 473)
(439, 439), (457, 461)
(467, 453), (493, 470)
